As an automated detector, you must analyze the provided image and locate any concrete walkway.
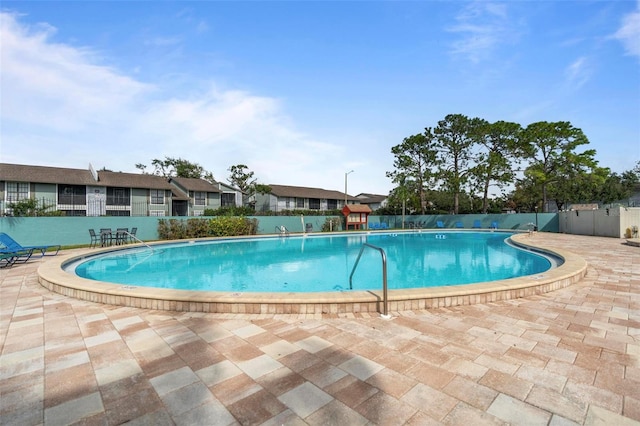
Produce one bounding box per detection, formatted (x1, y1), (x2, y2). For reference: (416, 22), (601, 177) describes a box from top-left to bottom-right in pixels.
(1, 233), (639, 425)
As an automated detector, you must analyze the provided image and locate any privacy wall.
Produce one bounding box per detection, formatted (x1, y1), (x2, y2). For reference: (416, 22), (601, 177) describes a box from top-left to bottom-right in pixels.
(558, 207), (640, 238)
(0, 213), (557, 248)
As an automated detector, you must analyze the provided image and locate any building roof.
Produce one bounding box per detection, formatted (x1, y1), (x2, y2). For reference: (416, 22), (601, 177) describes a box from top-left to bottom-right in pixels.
(356, 193), (387, 204)
(97, 171), (173, 190)
(170, 177), (220, 193)
(343, 204), (372, 213)
(267, 184), (358, 201)
(170, 189), (190, 201)
(0, 163), (97, 185)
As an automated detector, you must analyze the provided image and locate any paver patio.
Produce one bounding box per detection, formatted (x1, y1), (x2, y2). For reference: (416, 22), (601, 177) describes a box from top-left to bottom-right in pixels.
(1, 233), (639, 425)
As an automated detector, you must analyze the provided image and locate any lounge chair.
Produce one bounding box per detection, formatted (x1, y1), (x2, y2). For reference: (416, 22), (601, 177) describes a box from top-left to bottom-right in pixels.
(436, 221), (445, 228)
(0, 233), (60, 257)
(369, 222), (379, 230)
(0, 251), (17, 268)
(472, 220), (482, 229)
(380, 222), (388, 229)
(455, 222), (464, 228)
(1, 247), (35, 266)
(490, 221), (499, 229)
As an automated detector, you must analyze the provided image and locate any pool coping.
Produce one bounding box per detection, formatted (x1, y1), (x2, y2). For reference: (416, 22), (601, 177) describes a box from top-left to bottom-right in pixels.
(37, 231), (588, 314)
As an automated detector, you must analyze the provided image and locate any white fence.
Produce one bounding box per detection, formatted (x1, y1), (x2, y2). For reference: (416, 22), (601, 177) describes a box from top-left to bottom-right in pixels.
(558, 207), (640, 238)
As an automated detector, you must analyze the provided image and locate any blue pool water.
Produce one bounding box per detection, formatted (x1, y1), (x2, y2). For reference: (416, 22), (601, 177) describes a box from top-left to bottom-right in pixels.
(71, 232), (553, 293)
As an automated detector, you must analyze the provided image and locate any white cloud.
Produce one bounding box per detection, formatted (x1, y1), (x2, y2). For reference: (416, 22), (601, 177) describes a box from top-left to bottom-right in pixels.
(447, 1), (519, 63)
(612, 0), (640, 59)
(0, 12), (375, 193)
(0, 12), (150, 132)
(564, 56), (592, 89)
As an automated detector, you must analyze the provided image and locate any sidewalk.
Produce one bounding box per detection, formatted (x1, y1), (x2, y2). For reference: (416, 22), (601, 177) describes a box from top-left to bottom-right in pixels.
(1, 233), (639, 425)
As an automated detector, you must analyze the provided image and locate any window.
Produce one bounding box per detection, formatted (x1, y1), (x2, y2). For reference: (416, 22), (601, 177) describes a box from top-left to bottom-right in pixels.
(150, 189), (164, 205)
(58, 185), (86, 205)
(6, 182), (28, 202)
(150, 210), (165, 216)
(296, 198), (305, 208)
(194, 191), (206, 206)
(105, 210), (131, 217)
(309, 198), (320, 209)
(285, 197), (291, 209)
(327, 199), (337, 210)
(60, 210), (86, 217)
(106, 187), (130, 206)
(221, 193), (235, 207)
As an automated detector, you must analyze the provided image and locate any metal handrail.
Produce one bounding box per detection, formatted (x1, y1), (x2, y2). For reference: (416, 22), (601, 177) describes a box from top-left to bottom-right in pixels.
(349, 243), (389, 316)
(124, 231), (155, 252)
(275, 225), (290, 236)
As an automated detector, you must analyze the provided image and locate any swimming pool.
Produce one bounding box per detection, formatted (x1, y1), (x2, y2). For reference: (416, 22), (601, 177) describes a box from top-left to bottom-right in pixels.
(39, 231), (587, 314)
(69, 231), (553, 293)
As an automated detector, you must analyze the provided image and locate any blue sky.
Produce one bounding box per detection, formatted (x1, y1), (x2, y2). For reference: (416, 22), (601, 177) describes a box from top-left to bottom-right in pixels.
(1, 1), (639, 196)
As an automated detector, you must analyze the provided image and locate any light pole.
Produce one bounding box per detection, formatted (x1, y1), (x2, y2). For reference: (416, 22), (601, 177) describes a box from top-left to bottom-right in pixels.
(344, 170), (354, 206)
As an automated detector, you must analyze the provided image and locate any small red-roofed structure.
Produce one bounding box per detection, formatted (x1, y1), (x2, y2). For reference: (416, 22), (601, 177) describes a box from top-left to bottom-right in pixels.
(342, 204), (372, 230)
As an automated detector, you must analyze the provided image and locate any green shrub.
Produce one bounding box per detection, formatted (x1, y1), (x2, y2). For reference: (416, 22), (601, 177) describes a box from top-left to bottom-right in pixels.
(209, 216), (258, 237)
(157, 219), (188, 240)
(203, 206), (255, 216)
(321, 217), (343, 232)
(157, 217), (259, 239)
(8, 198), (59, 216)
(187, 218), (210, 237)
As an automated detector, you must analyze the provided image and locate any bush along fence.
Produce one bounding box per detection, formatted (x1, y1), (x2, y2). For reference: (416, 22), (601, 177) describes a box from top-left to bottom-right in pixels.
(157, 217), (259, 240)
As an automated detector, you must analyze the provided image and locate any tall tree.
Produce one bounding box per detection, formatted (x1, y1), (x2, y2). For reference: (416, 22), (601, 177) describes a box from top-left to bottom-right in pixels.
(379, 179), (421, 215)
(599, 164), (640, 205)
(520, 121), (594, 212)
(227, 164), (256, 193)
(227, 164), (271, 207)
(386, 132), (439, 214)
(552, 164), (608, 210)
(136, 157), (215, 183)
(507, 171), (541, 212)
(433, 114), (482, 214)
(472, 120), (523, 213)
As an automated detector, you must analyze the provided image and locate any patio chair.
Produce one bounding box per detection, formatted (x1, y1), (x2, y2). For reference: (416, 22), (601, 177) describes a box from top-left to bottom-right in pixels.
(455, 222), (464, 228)
(472, 220), (482, 229)
(88, 229), (100, 248)
(115, 228), (129, 245)
(0, 232), (60, 257)
(436, 221), (445, 228)
(128, 227), (138, 243)
(380, 222), (388, 229)
(99, 228), (113, 247)
(369, 222), (379, 230)
(490, 221), (499, 229)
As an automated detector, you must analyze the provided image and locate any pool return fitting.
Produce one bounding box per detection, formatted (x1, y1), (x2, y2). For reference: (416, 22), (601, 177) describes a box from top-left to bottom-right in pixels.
(349, 243), (391, 319)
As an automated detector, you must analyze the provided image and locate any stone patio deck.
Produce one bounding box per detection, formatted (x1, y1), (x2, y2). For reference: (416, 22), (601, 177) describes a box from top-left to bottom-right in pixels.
(1, 233), (639, 425)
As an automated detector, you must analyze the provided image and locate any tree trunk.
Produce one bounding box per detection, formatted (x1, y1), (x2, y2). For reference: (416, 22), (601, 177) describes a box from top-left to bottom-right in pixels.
(454, 192), (459, 214)
(482, 179), (490, 213)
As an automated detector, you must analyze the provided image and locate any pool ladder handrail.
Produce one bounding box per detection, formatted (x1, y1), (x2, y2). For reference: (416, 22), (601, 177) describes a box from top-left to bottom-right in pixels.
(276, 225), (290, 237)
(349, 243), (389, 317)
(124, 231), (155, 252)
